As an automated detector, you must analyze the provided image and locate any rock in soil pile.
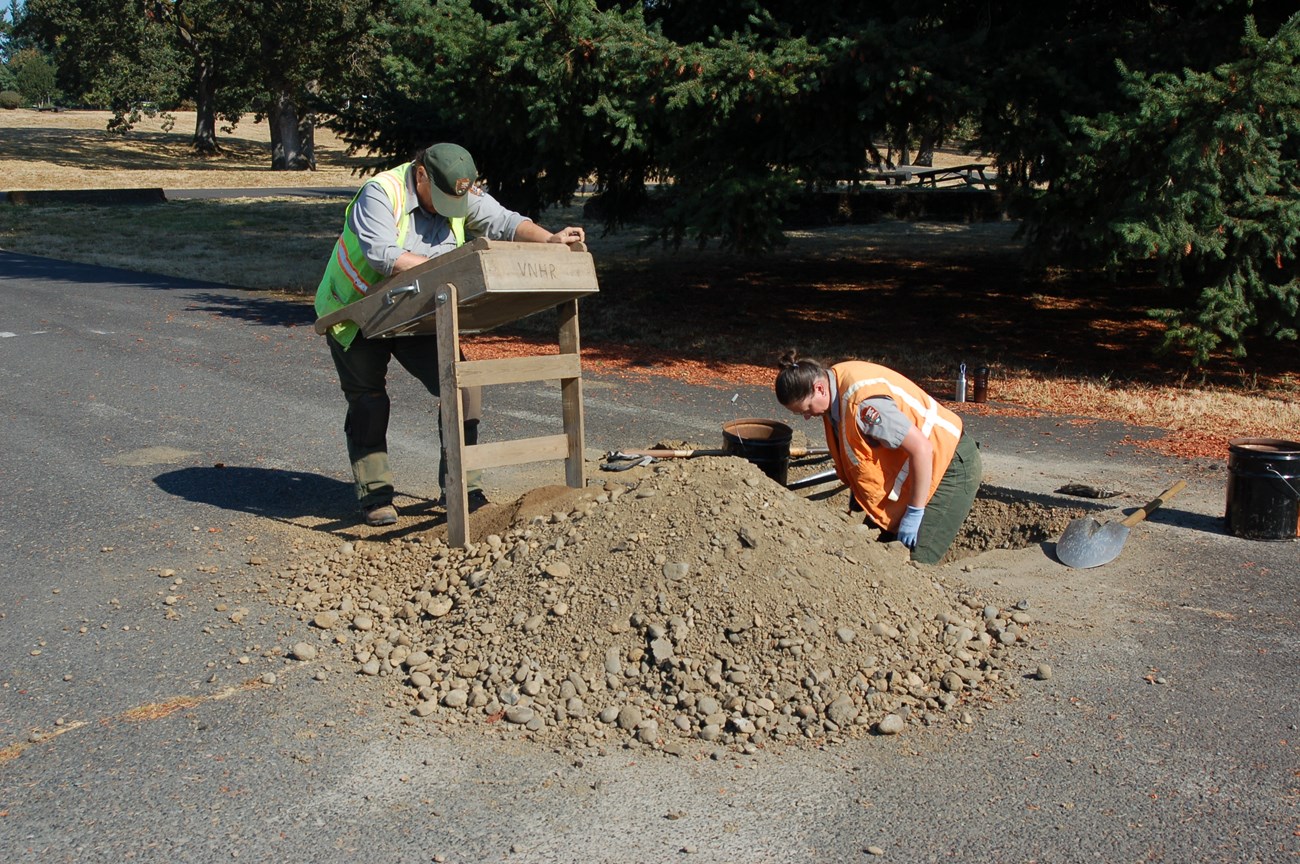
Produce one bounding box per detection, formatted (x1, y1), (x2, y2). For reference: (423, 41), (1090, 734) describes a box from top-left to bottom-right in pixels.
(275, 457), (1035, 753)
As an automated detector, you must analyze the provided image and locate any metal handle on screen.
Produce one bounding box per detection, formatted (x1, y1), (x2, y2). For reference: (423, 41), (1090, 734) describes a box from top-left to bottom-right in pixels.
(384, 281), (420, 306)
(1266, 466), (1300, 500)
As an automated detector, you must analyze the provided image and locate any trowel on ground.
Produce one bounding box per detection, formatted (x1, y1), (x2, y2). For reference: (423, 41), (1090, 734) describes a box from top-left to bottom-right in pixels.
(1055, 480), (1186, 569)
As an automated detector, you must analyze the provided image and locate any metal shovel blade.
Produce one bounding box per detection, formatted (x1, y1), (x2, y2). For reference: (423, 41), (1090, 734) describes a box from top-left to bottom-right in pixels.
(1055, 480), (1187, 569)
(1055, 518), (1134, 569)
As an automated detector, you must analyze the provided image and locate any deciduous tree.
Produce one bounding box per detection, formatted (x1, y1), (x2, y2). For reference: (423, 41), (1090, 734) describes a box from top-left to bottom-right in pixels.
(21, 0), (189, 131)
(22, 0), (368, 164)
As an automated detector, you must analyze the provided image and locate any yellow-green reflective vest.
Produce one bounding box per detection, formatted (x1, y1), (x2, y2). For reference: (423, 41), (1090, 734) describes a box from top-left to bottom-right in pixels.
(315, 161), (464, 348)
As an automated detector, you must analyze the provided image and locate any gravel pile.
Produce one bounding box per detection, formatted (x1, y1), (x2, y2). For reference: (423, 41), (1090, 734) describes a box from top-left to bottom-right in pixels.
(273, 456), (1035, 753)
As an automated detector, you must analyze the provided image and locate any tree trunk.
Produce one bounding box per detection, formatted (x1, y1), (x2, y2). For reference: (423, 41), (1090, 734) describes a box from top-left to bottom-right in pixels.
(192, 57), (219, 155)
(298, 114), (317, 171)
(915, 132), (937, 167)
(267, 90), (316, 171)
(891, 130), (911, 166)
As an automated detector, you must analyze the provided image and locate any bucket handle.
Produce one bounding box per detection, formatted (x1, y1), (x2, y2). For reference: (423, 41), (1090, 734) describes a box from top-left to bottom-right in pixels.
(1267, 466), (1300, 500)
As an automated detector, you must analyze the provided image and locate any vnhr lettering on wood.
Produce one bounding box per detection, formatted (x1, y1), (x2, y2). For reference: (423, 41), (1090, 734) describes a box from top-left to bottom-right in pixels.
(320, 240), (598, 336)
(516, 260), (558, 280)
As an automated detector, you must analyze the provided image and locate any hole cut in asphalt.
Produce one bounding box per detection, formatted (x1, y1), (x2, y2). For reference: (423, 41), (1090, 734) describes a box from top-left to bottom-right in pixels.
(784, 461), (1095, 564)
(946, 485), (1092, 562)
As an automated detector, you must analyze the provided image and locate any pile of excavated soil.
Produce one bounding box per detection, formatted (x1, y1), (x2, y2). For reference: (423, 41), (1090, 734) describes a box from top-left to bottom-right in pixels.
(272, 456), (1040, 754)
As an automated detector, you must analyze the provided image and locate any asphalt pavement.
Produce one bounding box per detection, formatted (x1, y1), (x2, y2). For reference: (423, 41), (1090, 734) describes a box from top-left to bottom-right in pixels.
(0, 248), (1295, 863)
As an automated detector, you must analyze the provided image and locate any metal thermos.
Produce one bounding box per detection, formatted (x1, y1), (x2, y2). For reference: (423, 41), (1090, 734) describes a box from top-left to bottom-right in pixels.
(955, 363), (967, 402)
(973, 365), (989, 403)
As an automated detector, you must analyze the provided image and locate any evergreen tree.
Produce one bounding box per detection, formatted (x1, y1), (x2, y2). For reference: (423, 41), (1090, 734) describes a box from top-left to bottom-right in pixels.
(14, 48), (60, 106)
(1, 2), (15, 64)
(1026, 12), (1300, 363)
(144, 0), (256, 153)
(22, 0), (368, 164)
(324, 1), (989, 252)
(15, 0), (1299, 357)
(325, 0), (664, 219)
(0, 5), (18, 93)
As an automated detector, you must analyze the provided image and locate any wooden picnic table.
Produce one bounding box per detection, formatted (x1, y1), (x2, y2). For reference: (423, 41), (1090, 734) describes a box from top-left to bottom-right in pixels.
(868, 163), (994, 189)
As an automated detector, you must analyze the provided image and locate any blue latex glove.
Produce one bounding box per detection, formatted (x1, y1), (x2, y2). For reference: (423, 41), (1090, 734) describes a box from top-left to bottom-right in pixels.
(897, 505), (925, 549)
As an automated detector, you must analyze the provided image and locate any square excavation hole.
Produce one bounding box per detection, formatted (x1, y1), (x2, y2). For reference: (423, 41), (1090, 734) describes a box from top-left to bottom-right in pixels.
(787, 458), (1095, 564)
(944, 485), (1093, 563)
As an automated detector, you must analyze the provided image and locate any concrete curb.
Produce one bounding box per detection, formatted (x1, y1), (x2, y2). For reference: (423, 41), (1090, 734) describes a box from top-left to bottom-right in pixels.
(4, 188), (166, 205)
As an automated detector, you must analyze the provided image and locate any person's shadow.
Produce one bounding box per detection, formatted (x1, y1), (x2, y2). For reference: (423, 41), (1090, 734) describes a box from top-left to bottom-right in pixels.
(154, 465), (445, 537)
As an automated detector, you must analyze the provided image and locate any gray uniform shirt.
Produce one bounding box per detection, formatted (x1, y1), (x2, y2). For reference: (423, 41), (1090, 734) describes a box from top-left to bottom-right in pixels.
(854, 396), (911, 448)
(350, 167), (529, 277)
(828, 376), (911, 448)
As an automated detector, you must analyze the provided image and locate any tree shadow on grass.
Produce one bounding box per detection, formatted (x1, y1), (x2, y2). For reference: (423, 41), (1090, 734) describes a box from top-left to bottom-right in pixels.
(546, 224), (1297, 392)
(0, 126), (367, 173)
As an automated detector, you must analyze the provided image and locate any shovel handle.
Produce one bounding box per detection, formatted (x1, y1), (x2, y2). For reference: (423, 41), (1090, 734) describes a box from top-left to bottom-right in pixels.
(1119, 479), (1187, 527)
(615, 446), (828, 459)
(617, 448), (728, 458)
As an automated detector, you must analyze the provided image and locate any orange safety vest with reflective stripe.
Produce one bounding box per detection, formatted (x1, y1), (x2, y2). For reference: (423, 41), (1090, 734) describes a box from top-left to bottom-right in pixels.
(823, 361), (962, 531)
(315, 162), (464, 348)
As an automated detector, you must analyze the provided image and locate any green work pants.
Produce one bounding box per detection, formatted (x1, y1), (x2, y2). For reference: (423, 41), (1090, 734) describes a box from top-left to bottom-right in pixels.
(327, 332), (482, 510)
(911, 433), (982, 565)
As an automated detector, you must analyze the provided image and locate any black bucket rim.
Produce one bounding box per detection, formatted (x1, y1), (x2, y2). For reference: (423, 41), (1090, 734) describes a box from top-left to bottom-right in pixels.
(722, 417), (794, 444)
(721, 418), (793, 486)
(1228, 437), (1300, 458)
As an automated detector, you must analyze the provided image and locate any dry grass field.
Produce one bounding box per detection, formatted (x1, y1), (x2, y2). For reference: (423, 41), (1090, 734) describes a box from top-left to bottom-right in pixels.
(2, 108), (1297, 456)
(0, 108), (370, 190)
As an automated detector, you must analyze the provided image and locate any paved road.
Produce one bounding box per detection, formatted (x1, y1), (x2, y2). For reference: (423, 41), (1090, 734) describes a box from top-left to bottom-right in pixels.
(1, 249), (1295, 863)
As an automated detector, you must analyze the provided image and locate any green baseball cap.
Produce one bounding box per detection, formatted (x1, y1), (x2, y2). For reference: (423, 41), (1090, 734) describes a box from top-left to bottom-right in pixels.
(421, 143), (478, 218)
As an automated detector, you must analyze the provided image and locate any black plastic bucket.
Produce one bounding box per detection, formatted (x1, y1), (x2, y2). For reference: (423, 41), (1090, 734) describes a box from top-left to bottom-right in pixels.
(1224, 438), (1300, 541)
(722, 418), (793, 486)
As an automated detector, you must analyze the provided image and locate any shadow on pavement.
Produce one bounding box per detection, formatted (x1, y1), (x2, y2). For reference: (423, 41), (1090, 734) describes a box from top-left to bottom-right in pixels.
(1143, 505), (1229, 536)
(155, 465), (354, 526)
(0, 249), (234, 291)
(155, 465), (453, 540)
(183, 291), (316, 328)
(1, 251), (316, 328)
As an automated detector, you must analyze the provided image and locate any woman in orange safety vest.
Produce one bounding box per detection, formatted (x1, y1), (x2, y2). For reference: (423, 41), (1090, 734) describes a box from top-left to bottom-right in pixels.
(775, 350), (981, 564)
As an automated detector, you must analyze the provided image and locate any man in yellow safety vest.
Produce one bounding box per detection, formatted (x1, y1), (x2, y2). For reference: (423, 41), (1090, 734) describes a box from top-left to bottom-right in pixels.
(316, 142), (586, 526)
